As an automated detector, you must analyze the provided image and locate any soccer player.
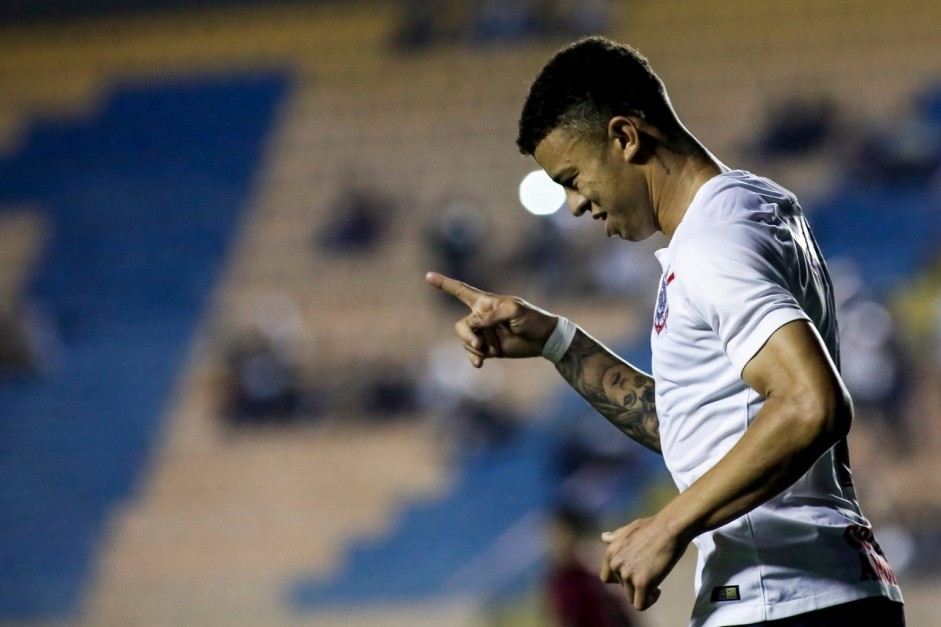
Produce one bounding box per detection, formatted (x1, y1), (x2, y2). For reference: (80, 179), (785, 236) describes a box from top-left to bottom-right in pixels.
(425, 37), (905, 626)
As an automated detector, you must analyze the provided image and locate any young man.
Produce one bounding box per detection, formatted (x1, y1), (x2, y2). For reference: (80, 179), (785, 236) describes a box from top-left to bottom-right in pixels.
(425, 37), (905, 626)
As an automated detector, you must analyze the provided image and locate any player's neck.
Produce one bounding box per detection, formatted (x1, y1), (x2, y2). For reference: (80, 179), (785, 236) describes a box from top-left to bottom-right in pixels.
(654, 148), (723, 239)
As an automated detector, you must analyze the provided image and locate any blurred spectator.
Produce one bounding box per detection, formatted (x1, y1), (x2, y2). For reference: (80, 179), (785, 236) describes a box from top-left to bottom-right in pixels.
(448, 395), (518, 455)
(532, 0), (612, 38)
(220, 294), (320, 425)
(544, 506), (642, 627)
(840, 299), (907, 421)
(851, 117), (941, 185)
(515, 211), (573, 298)
(426, 195), (490, 290)
(419, 341), (516, 459)
(394, 0), (612, 49)
(223, 328), (303, 422)
(392, 0), (473, 49)
(832, 260), (911, 448)
(316, 178), (396, 253)
(359, 358), (421, 420)
(755, 97), (837, 157)
(551, 406), (646, 516)
(470, 0), (538, 43)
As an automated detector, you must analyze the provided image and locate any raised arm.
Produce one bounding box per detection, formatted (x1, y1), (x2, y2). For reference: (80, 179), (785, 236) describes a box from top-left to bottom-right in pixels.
(425, 271), (660, 453)
(556, 329), (660, 454)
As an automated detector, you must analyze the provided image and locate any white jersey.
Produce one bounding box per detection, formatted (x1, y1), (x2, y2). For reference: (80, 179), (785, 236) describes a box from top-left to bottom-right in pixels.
(649, 170), (903, 626)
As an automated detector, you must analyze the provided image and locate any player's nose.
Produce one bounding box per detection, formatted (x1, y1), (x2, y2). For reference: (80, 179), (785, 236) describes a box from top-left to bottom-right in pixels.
(566, 190), (589, 217)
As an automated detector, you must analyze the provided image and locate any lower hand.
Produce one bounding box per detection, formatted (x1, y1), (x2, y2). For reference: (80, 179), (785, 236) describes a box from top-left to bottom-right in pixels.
(600, 515), (687, 611)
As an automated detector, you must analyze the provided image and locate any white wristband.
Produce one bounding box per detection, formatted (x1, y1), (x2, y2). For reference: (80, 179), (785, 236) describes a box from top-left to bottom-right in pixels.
(541, 316), (577, 364)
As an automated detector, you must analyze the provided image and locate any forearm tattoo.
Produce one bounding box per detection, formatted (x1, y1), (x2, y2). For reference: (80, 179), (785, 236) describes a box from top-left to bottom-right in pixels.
(556, 330), (662, 454)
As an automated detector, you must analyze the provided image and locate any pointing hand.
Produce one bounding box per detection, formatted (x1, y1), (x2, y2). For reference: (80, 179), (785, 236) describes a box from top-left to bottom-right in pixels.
(425, 272), (558, 367)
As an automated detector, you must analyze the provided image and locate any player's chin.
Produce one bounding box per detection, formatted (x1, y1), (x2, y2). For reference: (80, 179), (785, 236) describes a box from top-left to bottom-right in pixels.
(619, 222), (659, 241)
(617, 229), (650, 242)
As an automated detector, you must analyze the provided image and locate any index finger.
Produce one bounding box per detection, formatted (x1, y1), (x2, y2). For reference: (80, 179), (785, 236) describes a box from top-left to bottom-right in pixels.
(425, 271), (488, 308)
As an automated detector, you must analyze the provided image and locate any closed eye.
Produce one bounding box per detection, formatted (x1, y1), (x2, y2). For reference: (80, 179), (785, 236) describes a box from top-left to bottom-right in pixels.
(552, 170), (577, 191)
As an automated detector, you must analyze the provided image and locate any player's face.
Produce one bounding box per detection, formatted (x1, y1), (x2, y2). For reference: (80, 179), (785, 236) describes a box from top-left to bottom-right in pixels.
(533, 126), (658, 241)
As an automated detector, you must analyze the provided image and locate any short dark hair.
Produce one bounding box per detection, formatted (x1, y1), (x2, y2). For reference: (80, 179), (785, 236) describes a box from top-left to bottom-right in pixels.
(517, 36), (675, 155)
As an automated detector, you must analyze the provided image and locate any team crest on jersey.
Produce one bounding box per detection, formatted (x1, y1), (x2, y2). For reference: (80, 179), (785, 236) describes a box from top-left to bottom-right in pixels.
(654, 270), (675, 334)
(844, 524), (898, 586)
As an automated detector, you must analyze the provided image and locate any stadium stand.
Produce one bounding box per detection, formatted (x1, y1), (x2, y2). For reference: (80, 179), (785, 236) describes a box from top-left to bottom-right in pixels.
(1, 1), (940, 626)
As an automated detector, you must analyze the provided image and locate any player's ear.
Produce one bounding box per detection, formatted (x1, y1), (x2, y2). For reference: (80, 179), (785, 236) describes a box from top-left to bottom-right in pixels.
(607, 116), (643, 163)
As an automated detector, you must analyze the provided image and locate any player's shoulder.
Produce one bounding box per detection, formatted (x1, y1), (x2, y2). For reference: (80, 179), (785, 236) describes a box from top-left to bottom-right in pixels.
(686, 170), (795, 225)
(671, 171), (795, 272)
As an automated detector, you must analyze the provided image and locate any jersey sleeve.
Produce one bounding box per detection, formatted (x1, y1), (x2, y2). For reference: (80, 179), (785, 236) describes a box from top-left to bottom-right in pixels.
(675, 215), (810, 375)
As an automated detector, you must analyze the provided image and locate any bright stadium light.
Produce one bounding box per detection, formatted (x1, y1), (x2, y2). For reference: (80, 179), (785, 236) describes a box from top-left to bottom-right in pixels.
(519, 169), (565, 216)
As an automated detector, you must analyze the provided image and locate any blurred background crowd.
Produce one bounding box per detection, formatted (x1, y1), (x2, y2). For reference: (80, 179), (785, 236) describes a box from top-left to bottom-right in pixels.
(1, 0), (940, 625)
